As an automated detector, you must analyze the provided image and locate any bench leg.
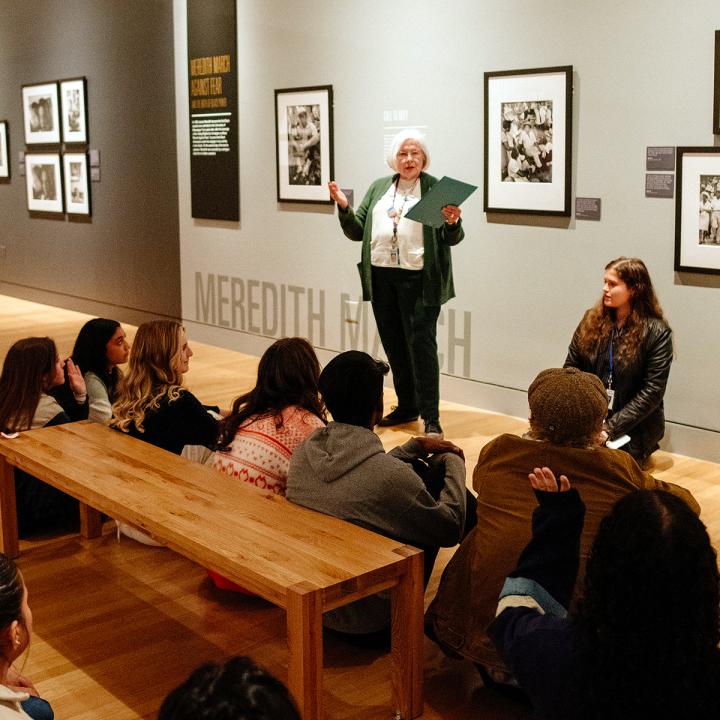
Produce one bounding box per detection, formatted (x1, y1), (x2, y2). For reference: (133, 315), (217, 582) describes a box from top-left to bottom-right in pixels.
(286, 581), (323, 720)
(79, 503), (103, 540)
(391, 547), (424, 719)
(0, 458), (19, 559)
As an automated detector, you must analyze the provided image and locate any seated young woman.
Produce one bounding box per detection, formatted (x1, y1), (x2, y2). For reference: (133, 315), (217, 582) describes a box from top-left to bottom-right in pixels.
(212, 337), (326, 494)
(0, 337), (86, 535)
(208, 337), (325, 591)
(0, 551), (54, 719)
(69, 318), (129, 423)
(111, 320), (219, 454)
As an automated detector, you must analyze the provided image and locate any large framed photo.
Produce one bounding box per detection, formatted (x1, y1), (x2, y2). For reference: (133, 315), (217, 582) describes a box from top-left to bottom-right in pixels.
(0, 121), (9, 179)
(60, 77), (88, 144)
(63, 152), (91, 215)
(484, 65), (572, 216)
(675, 147), (720, 274)
(25, 153), (63, 213)
(714, 31), (719, 135)
(274, 85), (333, 204)
(22, 82), (61, 145)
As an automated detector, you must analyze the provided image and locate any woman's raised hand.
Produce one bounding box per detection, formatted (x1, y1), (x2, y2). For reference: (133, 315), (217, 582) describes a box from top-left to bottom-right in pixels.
(529, 466), (570, 493)
(65, 358), (87, 397)
(328, 181), (349, 209)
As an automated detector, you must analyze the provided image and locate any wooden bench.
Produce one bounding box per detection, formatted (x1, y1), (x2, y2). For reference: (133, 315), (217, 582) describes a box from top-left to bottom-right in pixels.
(0, 421), (424, 720)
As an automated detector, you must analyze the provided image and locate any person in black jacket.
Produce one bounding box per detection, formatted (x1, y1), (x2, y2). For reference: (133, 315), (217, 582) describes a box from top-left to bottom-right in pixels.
(565, 256), (672, 464)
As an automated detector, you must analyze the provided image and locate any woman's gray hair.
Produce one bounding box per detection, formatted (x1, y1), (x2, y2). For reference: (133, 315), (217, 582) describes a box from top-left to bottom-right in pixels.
(386, 128), (430, 172)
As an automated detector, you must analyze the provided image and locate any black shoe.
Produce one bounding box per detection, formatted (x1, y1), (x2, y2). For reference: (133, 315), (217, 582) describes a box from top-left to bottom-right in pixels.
(377, 406), (420, 427)
(424, 420), (443, 438)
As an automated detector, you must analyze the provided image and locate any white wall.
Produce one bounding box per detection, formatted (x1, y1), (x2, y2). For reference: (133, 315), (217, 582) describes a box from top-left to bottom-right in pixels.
(174, 0), (720, 461)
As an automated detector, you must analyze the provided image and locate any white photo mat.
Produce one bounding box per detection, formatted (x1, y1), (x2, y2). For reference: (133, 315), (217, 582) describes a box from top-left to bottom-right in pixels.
(0, 121), (9, 178)
(60, 77), (88, 144)
(25, 153), (64, 212)
(22, 82), (61, 145)
(63, 152), (91, 215)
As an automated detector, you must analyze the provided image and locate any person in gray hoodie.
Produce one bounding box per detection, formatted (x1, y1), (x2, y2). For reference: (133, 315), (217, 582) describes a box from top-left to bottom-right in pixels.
(286, 350), (469, 637)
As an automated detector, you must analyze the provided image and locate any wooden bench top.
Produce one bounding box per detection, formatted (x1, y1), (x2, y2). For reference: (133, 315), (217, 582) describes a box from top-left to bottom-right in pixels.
(0, 421), (425, 720)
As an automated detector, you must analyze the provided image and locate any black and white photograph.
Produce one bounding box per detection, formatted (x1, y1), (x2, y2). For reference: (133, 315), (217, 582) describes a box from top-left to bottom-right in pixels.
(22, 82), (61, 145)
(0, 121), (9, 179)
(63, 152), (90, 215)
(25, 153), (63, 213)
(501, 101), (553, 183)
(675, 147), (720, 274)
(275, 85), (333, 204)
(60, 77), (88, 144)
(484, 66), (572, 215)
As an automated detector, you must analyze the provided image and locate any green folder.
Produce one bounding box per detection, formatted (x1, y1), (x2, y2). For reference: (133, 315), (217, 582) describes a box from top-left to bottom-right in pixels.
(405, 176), (478, 228)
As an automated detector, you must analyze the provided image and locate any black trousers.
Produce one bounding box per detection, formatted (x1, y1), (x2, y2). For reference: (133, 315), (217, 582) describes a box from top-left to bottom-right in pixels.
(371, 266), (441, 422)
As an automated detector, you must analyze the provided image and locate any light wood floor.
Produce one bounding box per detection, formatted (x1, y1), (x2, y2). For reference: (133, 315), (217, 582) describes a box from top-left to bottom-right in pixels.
(2, 294), (719, 719)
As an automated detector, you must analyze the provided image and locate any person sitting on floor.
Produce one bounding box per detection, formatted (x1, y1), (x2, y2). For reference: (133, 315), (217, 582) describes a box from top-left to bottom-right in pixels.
(425, 366), (699, 686)
(158, 656), (300, 720)
(0, 552), (54, 720)
(0, 337), (86, 536)
(286, 350), (472, 639)
(489, 469), (719, 720)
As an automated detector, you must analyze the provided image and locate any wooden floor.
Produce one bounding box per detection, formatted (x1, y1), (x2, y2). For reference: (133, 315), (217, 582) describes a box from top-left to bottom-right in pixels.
(2, 294), (719, 719)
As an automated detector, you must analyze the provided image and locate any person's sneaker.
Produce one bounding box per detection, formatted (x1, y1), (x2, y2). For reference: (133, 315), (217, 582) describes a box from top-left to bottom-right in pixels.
(424, 420), (444, 438)
(377, 406), (420, 426)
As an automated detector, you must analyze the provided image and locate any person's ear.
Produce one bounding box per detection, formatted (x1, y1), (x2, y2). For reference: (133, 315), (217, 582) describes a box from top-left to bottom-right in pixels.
(9, 620), (21, 649)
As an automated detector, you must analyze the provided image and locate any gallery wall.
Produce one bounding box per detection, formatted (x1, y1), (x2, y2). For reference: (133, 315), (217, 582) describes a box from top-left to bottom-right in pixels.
(174, 0), (720, 461)
(0, 0), (181, 325)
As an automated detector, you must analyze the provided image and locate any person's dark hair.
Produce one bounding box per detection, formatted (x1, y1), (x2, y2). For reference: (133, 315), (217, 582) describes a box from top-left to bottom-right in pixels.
(0, 337), (57, 433)
(573, 490), (720, 718)
(72, 318), (122, 398)
(157, 656), (300, 720)
(319, 351), (388, 427)
(218, 337), (325, 449)
(0, 553), (23, 631)
(575, 257), (667, 364)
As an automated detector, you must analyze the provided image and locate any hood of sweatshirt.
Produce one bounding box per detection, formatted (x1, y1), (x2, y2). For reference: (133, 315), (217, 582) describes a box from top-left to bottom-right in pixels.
(292, 421), (387, 484)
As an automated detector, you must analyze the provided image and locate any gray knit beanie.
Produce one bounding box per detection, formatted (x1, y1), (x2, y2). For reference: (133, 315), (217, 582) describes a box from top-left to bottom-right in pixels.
(528, 367), (608, 442)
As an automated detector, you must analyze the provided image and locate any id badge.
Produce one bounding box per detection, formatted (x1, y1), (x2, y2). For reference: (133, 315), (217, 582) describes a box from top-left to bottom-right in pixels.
(607, 388), (615, 410)
(390, 248), (398, 265)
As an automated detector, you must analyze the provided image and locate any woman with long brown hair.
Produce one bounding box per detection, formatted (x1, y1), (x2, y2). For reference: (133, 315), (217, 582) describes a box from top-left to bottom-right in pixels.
(564, 257), (672, 464)
(0, 337), (85, 535)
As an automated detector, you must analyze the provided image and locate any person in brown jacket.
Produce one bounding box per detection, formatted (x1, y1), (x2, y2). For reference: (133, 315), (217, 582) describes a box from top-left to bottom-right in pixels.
(425, 367), (700, 686)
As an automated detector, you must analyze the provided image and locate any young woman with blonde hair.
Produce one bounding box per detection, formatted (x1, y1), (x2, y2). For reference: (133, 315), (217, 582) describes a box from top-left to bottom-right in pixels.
(111, 320), (218, 454)
(564, 257), (672, 465)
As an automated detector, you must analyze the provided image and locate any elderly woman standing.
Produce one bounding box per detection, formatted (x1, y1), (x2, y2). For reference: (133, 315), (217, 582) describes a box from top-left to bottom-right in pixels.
(328, 129), (464, 437)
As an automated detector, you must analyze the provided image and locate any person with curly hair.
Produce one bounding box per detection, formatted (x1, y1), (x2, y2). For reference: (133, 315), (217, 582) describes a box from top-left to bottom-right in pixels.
(158, 656), (300, 720)
(565, 256), (672, 464)
(489, 468), (719, 720)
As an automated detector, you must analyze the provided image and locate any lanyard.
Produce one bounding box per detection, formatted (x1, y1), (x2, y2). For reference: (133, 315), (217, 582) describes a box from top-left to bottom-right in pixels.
(608, 327), (617, 389)
(388, 178), (419, 246)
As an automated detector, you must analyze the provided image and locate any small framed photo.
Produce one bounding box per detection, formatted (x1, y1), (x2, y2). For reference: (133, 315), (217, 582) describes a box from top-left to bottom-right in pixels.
(22, 82), (61, 145)
(484, 65), (573, 216)
(63, 152), (91, 215)
(274, 85), (334, 204)
(25, 153), (63, 213)
(0, 121), (9, 179)
(60, 77), (88, 144)
(714, 31), (719, 135)
(675, 146), (720, 274)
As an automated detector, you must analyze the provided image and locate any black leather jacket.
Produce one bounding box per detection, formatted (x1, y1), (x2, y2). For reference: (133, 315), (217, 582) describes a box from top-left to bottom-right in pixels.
(564, 316), (673, 461)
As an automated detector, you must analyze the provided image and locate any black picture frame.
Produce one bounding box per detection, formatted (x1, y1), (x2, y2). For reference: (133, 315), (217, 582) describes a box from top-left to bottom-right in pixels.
(713, 31), (719, 135)
(0, 121), (9, 179)
(59, 77), (88, 145)
(675, 146), (720, 275)
(274, 85), (334, 204)
(22, 81), (61, 145)
(24, 152), (64, 213)
(63, 151), (91, 215)
(484, 65), (573, 216)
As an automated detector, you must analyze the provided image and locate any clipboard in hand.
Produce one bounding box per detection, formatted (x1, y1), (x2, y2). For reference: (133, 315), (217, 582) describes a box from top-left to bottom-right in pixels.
(404, 176), (477, 228)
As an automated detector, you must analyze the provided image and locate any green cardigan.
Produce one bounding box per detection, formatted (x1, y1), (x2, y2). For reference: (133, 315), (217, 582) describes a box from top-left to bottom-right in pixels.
(338, 172), (464, 306)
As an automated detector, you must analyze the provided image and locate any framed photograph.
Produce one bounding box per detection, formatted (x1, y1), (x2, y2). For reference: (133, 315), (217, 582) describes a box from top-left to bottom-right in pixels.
(0, 121), (9, 179)
(60, 77), (88, 144)
(25, 153), (63, 213)
(675, 147), (720, 274)
(63, 152), (91, 215)
(484, 65), (573, 216)
(714, 31), (719, 135)
(274, 85), (334, 204)
(22, 82), (61, 145)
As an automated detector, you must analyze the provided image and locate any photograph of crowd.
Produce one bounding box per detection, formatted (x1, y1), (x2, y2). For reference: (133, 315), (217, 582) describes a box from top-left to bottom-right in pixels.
(699, 175), (720, 245)
(500, 100), (553, 183)
(287, 104), (321, 186)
